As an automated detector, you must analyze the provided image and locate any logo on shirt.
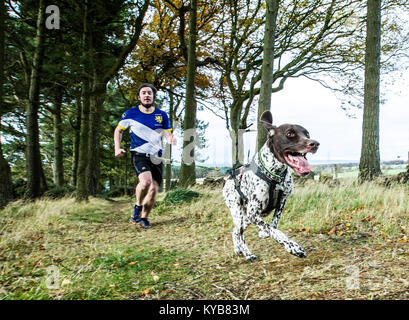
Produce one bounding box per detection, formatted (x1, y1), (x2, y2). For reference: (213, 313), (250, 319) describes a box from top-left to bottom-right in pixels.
(155, 115), (163, 124)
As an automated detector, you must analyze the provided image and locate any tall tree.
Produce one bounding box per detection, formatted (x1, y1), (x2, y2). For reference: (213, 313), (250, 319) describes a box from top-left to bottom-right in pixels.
(76, 0), (92, 201)
(256, 0), (280, 151)
(24, 0), (48, 199)
(0, 0), (13, 208)
(52, 86), (65, 187)
(178, 0), (198, 187)
(76, 0), (149, 201)
(216, 0), (265, 165)
(358, 0), (382, 181)
(210, 0), (371, 164)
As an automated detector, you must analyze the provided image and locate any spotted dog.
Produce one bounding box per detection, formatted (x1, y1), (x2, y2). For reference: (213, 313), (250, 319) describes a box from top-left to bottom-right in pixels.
(223, 111), (319, 262)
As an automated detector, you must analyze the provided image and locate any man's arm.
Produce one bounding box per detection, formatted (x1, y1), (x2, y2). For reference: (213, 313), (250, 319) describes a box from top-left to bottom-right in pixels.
(163, 130), (177, 145)
(114, 126), (126, 157)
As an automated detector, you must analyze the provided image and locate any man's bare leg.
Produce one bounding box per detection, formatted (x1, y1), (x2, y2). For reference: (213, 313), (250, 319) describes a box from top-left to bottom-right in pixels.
(141, 180), (159, 219)
(134, 171), (159, 227)
(135, 171), (152, 208)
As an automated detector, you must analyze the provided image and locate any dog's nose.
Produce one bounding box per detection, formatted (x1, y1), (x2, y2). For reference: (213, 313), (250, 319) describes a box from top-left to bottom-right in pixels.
(309, 140), (320, 148)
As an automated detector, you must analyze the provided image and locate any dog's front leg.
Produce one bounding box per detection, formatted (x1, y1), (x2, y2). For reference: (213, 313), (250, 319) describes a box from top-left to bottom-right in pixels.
(248, 200), (306, 258)
(257, 196), (288, 239)
(247, 200), (272, 240)
(271, 196), (288, 229)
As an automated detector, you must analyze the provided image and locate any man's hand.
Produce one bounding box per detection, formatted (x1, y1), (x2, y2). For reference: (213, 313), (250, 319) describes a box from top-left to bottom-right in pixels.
(166, 135), (177, 146)
(115, 148), (126, 158)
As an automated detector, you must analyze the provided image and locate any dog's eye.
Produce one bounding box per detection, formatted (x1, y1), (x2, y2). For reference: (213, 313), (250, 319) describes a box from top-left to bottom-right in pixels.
(286, 130), (296, 138)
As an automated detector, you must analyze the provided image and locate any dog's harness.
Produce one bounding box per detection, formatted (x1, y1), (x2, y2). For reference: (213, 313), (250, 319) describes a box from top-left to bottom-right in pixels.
(229, 151), (287, 215)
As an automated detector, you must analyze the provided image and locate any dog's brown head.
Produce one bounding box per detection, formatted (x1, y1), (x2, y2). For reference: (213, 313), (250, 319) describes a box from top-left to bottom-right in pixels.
(260, 111), (319, 176)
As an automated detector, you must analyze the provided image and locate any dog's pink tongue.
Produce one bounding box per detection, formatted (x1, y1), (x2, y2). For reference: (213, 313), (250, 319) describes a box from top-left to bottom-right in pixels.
(288, 155), (311, 175)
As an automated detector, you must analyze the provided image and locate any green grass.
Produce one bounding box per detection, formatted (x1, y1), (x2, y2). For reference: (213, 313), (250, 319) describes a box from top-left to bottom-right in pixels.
(1, 179), (408, 300)
(162, 188), (201, 204)
(63, 247), (189, 299)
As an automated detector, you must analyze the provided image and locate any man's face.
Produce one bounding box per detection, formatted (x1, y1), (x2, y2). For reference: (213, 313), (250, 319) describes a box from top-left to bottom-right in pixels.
(138, 87), (154, 107)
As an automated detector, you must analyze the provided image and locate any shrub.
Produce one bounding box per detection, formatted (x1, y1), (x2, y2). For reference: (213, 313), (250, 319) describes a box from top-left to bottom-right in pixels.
(163, 188), (201, 204)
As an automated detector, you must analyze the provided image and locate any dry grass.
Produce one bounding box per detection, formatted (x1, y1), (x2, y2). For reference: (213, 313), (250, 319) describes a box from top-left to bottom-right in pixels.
(0, 180), (408, 300)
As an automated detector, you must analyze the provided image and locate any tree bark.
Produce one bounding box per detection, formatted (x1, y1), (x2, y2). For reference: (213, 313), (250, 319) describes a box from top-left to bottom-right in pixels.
(0, 135), (12, 208)
(24, 0), (48, 199)
(53, 87), (64, 187)
(0, 0), (13, 208)
(76, 81), (91, 201)
(76, 1), (91, 201)
(165, 90), (175, 192)
(229, 100), (245, 165)
(358, 0), (382, 182)
(71, 88), (82, 187)
(256, 0), (280, 151)
(178, 0), (197, 188)
(88, 81), (106, 195)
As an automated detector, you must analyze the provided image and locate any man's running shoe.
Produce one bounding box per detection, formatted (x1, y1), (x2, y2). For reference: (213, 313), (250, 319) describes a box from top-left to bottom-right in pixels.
(139, 218), (152, 229)
(130, 205), (142, 223)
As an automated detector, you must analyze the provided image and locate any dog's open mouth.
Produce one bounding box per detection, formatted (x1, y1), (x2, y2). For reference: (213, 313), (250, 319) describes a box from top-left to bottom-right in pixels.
(284, 151), (311, 176)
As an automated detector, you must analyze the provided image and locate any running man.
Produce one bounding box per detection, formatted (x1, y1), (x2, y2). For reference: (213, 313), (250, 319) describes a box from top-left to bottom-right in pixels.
(114, 83), (176, 228)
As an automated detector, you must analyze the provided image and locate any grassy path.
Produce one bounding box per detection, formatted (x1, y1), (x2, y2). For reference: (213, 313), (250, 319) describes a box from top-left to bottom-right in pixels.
(1, 182), (408, 300)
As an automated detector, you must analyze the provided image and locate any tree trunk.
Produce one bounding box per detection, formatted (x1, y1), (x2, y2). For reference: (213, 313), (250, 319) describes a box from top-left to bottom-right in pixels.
(164, 90), (175, 192)
(25, 0), (47, 199)
(53, 87), (64, 187)
(229, 103), (245, 166)
(0, 137), (12, 208)
(76, 82), (91, 201)
(0, 0), (13, 208)
(256, 0), (280, 151)
(178, 0), (197, 188)
(71, 88), (81, 187)
(88, 82), (106, 195)
(76, 1), (91, 201)
(358, 0), (382, 182)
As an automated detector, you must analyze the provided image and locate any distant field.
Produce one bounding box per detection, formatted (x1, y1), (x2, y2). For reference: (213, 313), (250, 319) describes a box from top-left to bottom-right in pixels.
(314, 163), (407, 179)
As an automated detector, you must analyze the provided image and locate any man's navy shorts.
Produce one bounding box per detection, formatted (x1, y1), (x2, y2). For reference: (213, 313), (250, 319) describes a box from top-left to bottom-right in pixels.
(131, 152), (163, 185)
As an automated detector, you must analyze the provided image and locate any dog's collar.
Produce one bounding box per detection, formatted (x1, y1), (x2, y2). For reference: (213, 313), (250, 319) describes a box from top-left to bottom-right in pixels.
(255, 143), (288, 181)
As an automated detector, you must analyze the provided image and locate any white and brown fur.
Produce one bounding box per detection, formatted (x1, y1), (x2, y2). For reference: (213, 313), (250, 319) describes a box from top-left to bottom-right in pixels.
(223, 111), (319, 262)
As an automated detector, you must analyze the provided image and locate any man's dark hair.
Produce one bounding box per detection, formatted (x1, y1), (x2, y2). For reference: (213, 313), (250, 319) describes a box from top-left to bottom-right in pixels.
(137, 83), (157, 99)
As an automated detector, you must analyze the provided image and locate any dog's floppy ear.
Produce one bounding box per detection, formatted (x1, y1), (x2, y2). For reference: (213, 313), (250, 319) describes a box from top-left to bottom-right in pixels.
(260, 111), (276, 135)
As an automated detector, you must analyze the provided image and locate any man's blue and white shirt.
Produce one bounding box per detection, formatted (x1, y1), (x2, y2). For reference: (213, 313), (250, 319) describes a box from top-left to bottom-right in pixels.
(118, 105), (172, 157)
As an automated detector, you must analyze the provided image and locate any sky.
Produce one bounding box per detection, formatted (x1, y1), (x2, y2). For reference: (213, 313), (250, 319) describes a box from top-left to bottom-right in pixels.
(176, 70), (409, 167)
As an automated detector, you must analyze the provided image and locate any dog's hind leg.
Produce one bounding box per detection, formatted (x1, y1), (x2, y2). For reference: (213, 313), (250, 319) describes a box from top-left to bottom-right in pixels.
(230, 206), (257, 262)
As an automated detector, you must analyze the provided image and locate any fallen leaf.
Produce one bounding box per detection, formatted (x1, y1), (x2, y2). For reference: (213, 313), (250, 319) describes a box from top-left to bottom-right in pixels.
(173, 263), (179, 268)
(128, 261), (138, 265)
(141, 288), (151, 296)
(399, 236), (408, 243)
